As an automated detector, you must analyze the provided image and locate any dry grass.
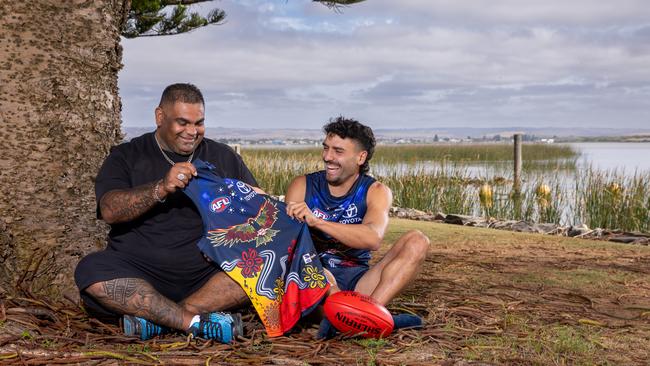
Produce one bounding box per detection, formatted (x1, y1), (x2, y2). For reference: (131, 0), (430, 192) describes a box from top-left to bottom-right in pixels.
(2, 219), (649, 365)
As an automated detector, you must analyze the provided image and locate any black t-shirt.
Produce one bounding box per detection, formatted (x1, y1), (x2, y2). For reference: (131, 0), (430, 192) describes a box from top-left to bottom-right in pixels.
(95, 132), (258, 273)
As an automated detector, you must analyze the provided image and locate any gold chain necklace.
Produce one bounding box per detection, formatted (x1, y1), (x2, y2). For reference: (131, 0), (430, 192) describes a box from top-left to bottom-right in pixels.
(154, 133), (194, 166)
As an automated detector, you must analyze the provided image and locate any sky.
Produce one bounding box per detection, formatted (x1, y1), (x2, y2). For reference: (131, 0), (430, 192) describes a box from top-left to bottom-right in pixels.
(119, 0), (650, 130)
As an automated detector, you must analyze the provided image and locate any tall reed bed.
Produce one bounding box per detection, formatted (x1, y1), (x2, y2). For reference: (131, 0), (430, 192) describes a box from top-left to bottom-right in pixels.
(246, 143), (579, 164)
(480, 178), (566, 224)
(241, 149), (321, 195)
(373, 143), (578, 164)
(380, 164), (474, 215)
(574, 169), (650, 232)
(241, 145), (649, 233)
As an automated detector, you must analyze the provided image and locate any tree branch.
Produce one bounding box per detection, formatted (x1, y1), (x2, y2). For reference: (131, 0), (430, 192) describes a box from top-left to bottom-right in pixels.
(160, 0), (214, 5)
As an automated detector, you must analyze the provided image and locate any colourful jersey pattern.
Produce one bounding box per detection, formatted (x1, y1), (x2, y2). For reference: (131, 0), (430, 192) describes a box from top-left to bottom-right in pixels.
(184, 160), (329, 337)
(304, 171), (376, 268)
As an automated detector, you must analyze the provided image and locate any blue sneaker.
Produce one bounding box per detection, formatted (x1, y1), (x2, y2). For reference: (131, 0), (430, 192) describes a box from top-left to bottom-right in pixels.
(207, 312), (244, 339)
(122, 315), (170, 340)
(392, 313), (423, 330)
(188, 312), (243, 343)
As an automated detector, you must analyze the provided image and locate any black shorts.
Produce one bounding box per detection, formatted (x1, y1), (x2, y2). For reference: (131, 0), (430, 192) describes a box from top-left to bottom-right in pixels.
(74, 249), (220, 318)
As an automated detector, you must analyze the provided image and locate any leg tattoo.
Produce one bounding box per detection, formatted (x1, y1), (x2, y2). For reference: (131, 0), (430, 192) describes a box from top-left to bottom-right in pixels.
(89, 278), (187, 330)
(102, 278), (138, 305)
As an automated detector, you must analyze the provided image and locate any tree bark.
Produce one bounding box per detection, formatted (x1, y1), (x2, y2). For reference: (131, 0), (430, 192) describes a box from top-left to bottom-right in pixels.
(0, 1), (125, 300)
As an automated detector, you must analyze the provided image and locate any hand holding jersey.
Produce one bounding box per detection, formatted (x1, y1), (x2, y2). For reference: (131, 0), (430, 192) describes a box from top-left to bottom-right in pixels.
(149, 162), (197, 201)
(285, 201), (320, 227)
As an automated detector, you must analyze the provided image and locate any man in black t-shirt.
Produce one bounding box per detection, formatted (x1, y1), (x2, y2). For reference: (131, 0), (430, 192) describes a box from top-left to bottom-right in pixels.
(75, 83), (260, 342)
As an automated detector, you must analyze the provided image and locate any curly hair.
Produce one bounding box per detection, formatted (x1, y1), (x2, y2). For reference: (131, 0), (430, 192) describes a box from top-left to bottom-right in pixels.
(159, 83), (204, 107)
(323, 116), (375, 175)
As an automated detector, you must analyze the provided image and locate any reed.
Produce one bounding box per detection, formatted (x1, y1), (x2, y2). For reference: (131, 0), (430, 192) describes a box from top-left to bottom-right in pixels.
(241, 150), (321, 195)
(574, 169), (650, 232)
(240, 146), (649, 233)
(380, 164), (474, 215)
(373, 143), (578, 164)
(244, 143), (579, 165)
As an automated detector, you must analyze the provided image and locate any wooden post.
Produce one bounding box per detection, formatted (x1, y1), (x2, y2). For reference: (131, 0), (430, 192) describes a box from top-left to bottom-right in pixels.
(513, 134), (522, 192)
(230, 143), (241, 155)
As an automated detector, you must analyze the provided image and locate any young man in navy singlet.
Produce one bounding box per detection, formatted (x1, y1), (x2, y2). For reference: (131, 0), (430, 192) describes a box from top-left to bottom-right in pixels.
(285, 117), (430, 337)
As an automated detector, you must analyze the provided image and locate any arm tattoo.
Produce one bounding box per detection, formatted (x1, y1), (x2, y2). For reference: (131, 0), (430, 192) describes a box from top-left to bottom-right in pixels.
(95, 278), (185, 330)
(100, 181), (158, 224)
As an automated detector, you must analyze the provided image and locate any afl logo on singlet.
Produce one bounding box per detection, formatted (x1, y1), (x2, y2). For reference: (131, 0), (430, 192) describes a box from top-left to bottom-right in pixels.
(210, 196), (231, 213)
(312, 208), (330, 220)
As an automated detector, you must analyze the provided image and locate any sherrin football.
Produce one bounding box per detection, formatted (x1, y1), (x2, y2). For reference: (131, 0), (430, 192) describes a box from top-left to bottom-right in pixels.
(324, 291), (394, 338)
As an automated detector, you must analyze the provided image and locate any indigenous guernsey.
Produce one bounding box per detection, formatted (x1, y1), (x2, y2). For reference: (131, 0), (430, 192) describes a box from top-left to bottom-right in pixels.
(184, 160), (329, 337)
(304, 171), (376, 270)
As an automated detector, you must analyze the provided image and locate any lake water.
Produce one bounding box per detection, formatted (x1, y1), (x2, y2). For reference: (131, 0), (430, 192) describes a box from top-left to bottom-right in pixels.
(372, 142), (650, 178)
(571, 142), (650, 173)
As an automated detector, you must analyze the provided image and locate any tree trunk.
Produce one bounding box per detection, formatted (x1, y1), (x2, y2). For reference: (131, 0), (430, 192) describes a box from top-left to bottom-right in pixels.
(0, 1), (125, 301)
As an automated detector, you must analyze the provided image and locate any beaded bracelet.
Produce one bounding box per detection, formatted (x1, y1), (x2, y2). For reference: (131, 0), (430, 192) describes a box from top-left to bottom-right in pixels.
(153, 179), (166, 203)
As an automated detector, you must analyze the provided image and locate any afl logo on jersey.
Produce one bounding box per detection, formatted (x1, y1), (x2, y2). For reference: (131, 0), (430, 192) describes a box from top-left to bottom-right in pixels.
(312, 208), (330, 220)
(210, 196), (231, 213)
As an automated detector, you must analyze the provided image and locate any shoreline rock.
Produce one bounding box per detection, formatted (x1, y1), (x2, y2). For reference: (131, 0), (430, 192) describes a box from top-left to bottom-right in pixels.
(389, 207), (649, 245)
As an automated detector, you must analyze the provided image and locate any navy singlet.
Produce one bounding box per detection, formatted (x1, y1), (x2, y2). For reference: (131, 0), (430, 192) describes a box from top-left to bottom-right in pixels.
(304, 171), (376, 269)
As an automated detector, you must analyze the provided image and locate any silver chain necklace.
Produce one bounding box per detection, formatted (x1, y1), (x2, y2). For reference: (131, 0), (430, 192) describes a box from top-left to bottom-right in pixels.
(154, 133), (194, 166)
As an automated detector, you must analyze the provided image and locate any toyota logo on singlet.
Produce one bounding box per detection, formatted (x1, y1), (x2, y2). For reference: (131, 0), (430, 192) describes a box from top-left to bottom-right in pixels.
(236, 181), (251, 194)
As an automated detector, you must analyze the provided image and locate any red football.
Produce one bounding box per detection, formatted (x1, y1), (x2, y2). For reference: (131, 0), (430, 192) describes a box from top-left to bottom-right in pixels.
(324, 291), (394, 338)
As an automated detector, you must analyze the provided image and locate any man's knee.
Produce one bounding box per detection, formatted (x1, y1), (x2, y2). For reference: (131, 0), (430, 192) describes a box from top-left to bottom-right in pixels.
(401, 229), (430, 263)
(84, 281), (105, 298)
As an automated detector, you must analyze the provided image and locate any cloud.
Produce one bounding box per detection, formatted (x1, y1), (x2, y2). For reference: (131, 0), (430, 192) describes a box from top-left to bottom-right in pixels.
(118, 0), (650, 129)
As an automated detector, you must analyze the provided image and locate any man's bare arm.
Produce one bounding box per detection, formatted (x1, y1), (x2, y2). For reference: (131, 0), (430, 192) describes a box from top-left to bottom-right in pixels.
(100, 162), (197, 224)
(286, 178), (392, 251)
(99, 182), (160, 224)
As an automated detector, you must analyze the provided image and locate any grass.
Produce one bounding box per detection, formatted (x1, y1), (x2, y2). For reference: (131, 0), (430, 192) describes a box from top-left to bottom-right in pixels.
(351, 338), (392, 366)
(464, 324), (602, 365)
(383, 218), (650, 365)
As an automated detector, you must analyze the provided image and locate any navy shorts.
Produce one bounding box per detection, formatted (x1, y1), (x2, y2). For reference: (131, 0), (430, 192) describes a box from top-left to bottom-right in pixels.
(323, 262), (369, 291)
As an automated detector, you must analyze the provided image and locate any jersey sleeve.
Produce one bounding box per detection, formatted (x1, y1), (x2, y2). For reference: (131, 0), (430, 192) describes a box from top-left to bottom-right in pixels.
(94, 146), (132, 218)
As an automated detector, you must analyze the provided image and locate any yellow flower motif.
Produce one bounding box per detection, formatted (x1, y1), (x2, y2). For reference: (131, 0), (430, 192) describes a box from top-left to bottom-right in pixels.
(303, 265), (326, 289)
(273, 278), (285, 299)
